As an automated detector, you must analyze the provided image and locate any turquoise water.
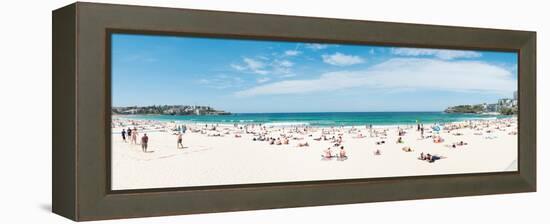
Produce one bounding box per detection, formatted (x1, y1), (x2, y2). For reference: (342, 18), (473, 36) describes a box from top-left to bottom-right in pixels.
(118, 112), (512, 127)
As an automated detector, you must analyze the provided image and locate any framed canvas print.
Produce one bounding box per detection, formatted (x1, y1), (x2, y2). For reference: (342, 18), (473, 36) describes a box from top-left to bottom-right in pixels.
(52, 2), (536, 221)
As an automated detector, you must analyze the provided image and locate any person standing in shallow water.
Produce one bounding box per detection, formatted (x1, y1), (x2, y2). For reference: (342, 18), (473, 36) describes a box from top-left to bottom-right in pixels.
(141, 133), (149, 152)
(177, 133), (183, 149)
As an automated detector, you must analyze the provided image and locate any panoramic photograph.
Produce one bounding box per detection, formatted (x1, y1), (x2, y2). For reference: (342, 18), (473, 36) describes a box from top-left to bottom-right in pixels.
(110, 33), (518, 190)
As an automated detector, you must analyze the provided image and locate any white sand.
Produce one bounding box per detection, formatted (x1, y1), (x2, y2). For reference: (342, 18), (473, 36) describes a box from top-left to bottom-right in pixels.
(111, 117), (518, 190)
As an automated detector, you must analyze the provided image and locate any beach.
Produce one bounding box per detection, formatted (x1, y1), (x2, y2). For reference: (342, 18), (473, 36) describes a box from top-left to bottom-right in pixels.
(111, 115), (518, 190)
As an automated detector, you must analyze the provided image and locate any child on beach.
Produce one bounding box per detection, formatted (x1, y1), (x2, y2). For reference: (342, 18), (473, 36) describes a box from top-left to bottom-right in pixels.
(141, 134), (149, 152)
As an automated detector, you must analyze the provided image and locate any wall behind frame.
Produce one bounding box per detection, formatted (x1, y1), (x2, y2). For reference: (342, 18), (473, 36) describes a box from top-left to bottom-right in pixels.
(0, 0), (546, 223)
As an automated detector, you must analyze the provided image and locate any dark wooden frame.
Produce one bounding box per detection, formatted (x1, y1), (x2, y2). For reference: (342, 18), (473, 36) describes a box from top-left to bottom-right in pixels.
(53, 2), (536, 221)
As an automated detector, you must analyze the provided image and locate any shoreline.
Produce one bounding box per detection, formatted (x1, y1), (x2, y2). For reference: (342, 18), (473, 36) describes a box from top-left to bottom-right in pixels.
(112, 113), (514, 130)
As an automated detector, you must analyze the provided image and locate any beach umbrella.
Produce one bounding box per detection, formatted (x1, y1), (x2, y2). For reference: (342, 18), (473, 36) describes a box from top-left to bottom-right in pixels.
(432, 126), (441, 132)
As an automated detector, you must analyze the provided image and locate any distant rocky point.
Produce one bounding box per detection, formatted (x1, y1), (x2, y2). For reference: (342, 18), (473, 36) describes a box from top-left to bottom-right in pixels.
(112, 105), (231, 116)
(444, 91), (518, 115)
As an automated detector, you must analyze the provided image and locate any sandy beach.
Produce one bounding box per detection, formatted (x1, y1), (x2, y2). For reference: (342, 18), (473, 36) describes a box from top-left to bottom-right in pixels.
(111, 116), (517, 190)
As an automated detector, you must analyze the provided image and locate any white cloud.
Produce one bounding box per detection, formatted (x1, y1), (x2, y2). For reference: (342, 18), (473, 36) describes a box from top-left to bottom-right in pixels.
(232, 57), (295, 76)
(231, 57), (269, 75)
(235, 58), (516, 97)
(276, 60), (293, 67)
(230, 64), (246, 71)
(305, 43), (329, 50)
(284, 50), (301, 56)
(243, 57), (266, 71)
(322, 52), (365, 66)
(280, 73), (296, 78)
(391, 47), (482, 60)
(197, 75), (244, 89)
(257, 77), (271, 83)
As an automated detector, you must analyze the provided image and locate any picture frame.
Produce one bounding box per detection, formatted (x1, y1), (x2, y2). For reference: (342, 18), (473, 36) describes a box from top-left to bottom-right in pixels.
(52, 2), (536, 221)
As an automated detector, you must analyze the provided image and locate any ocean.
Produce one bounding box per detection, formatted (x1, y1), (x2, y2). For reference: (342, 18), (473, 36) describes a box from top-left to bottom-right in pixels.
(117, 112), (512, 127)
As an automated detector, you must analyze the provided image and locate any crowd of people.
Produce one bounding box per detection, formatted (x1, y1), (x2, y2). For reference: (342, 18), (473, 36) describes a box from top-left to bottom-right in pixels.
(120, 127), (150, 152)
(117, 123), (189, 153)
(113, 117), (517, 165)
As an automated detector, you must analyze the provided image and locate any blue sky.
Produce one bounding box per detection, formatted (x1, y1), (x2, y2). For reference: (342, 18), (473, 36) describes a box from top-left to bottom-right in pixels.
(112, 33), (518, 113)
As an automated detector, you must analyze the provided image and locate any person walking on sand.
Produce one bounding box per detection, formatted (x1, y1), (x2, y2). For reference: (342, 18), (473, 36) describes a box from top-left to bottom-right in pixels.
(131, 127), (138, 144)
(127, 127), (132, 143)
(121, 129), (127, 142)
(177, 133), (183, 149)
(141, 133), (149, 152)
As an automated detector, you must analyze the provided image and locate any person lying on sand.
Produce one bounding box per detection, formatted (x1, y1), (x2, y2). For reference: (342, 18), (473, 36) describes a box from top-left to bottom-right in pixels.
(433, 136), (444, 143)
(297, 142), (309, 147)
(428, 155), (441, 163)
(419, 152), (442, 163)
(402, 146), (413, 152)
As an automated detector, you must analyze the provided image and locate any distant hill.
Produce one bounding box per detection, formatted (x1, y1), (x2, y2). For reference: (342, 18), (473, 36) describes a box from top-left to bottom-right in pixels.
(112, 105), (231, 116)
(444, 95), (518, 115)
(444, 104), (485, 114)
